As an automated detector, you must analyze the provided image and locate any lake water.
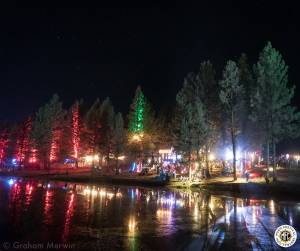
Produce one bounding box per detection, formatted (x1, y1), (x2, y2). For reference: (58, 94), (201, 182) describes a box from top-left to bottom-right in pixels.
(0, 177), (300, 250)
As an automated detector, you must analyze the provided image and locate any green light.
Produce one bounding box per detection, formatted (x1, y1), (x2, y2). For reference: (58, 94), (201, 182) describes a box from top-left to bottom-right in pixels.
(129, 87), (145, 133)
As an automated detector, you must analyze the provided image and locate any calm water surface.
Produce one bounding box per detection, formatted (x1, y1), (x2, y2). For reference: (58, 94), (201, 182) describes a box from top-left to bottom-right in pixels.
(0, 177), (300, 250)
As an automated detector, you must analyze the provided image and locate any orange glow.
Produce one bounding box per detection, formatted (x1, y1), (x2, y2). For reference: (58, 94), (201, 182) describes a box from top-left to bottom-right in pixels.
(29, 148), (38, 163)
(128, 216), (136, 235)
(49, 129), (62, 161)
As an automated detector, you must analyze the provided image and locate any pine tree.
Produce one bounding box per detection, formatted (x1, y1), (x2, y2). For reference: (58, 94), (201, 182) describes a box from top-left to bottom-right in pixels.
(31, 94), (65, 169)
(238, 54), (256, 150)
(178, 103), (194, 180)
(127, 86), (156, 159)
(99, 97), (115, 165)
(252, 42), (300, 180)
(72, 101), (80, 161)
(84, 98), (101, 157)
(154, 107), (173, 150)
(176, 73), (207, 180)
(192, 98), (207, 156)
(13, 117), (32, 166)
(142, 101), (158, 157)
(197, 61), (220, 177)
(176, 65), (220, 178)
(128, 86), (145, 134)
(170, 105), (182, 152)
(112, 112), (125, 174)
(62, 100), (84, 167)
(0, 125), (10, 168)
(176, 72), (199, 106)
(237, 54), (259, 171)
(219, 60), (243, 181)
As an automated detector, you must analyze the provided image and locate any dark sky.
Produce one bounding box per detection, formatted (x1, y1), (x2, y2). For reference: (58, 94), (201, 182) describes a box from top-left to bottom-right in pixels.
(0, 4), (299, 151)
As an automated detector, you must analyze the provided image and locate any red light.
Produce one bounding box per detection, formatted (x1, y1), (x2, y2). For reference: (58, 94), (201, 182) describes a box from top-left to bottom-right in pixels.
(72, 101), (80, 159)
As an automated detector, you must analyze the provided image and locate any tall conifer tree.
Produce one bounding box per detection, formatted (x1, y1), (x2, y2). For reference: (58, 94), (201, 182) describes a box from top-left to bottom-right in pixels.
(219, 60), (243, 181)
(252, 42), (300, 180)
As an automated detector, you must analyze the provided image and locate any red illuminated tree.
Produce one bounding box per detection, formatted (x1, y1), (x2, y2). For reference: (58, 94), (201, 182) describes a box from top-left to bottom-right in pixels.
(68, 101), (82, 167)
(72, 101), (80, 159)
(49, 127), (63, 162)
(14, 117), (32, 166)
(0, 128), (9, 167)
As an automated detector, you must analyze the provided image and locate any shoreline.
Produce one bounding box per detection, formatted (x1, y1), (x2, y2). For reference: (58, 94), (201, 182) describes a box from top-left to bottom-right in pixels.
(1, 171), (300, 200)
(199, 182), (300, 200)
(0, 171), (167, 187)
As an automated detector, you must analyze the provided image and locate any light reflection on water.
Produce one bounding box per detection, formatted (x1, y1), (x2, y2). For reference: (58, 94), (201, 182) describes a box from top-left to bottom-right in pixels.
(0, 178), (300, 250)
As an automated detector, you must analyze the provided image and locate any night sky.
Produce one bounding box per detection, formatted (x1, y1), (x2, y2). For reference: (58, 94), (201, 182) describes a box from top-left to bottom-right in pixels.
(0, 4), (299, 151)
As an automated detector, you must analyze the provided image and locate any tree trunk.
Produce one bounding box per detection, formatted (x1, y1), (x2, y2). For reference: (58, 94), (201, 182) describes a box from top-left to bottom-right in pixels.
(266, 141), (270, 181)
(107, 150), (110, 167)
(205, 144), (211, 178)
(91, 148), (95, 169)
(115, 156), (119, 175)
(232, 138), (237, 180)
(151, 151), (154, 166)
(272, 140), (277, 182)
(242, 151), (246, 175)
(100, 155), (103, 166)
(231, 111), (237, 181)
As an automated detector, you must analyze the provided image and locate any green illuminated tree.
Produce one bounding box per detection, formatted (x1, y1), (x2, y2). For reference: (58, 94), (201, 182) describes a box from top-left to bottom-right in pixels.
(127, 86), (157, 158)
(251, 42), (300, 180)
(219, 60), (243, 181)
(128, 86), (145, 134)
